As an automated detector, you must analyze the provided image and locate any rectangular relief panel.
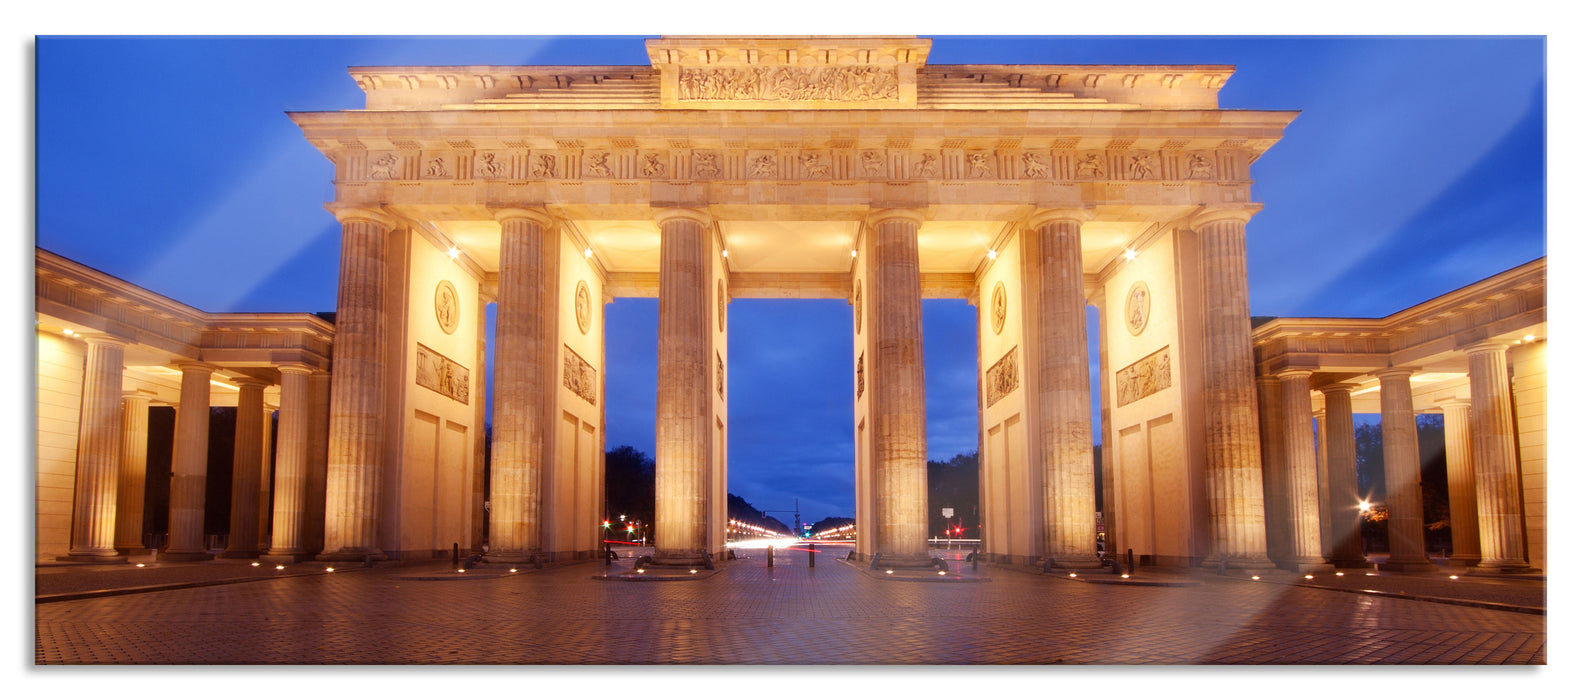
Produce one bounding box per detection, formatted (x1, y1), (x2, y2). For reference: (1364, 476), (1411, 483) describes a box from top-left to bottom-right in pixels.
(986, 346), (1019, 408)
(415, 343), (470, 405)
(1116, 345), (1170, 407)
(562, 344), (597, 405)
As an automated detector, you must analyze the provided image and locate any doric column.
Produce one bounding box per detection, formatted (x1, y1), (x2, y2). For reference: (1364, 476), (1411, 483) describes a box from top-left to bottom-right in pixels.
(1024, 209), (1098, 568)
(1255, 375), (1289, 563)
(865, 209), (931, 567)
(320, 205), (393, 561)
(162, 361), (217, 561)
(114, 391), (153, 554)
(1320, 384), (1366, 567)
(1374, 368), (1436, 571)
(63, 335), (128, 562)
(1436, 398), (1480, 565)
(1465, 342), (1528, 571)
(265, 365), (314, 561)
(487, 207), (559, 563)
(258, 403), (275, 551)
(1278, 370), (1328, 569)
(305, 371), (332, 553)
(1193, 207), (1273, 569)
(653, 208), (713, 566)
(1314, 408), (1331, 559)
(222, 377), (268, 558)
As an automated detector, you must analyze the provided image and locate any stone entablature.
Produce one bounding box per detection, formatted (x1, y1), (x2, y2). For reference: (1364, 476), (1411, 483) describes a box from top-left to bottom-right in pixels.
(35, 248), (334, 372)
(1252, 258), (1545, 375)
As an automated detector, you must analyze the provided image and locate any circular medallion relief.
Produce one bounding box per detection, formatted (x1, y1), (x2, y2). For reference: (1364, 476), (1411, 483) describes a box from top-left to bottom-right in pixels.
(575, 280), (592, 335)
(434, 280), (460, 335)
(853, 280), (863, 334)
(990, 282), (1008, 335)
(716, 279), (726, 332)
(1124, 280), (1150, 336)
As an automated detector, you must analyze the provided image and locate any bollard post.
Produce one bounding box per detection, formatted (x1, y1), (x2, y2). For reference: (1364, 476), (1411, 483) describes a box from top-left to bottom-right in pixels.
(1127, 548), (1134, 576)
(452, 542), (460, 569)
(971, 544), (979, 572)
(767, 546), (775, 568)
(808, 541), (815, 568)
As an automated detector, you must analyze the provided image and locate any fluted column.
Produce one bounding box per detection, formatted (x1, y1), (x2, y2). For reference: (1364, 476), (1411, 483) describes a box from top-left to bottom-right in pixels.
(1465, 342), (1528, 571)
(223, 377), (268, 558)
(653, 208), (712, 565)
(258, 404), (274, 551)
(320, 205), (393, 561)
(1193, 208), (1273, 569)
(265, 365), (314, 561)
(64, 335), (128, 562)
(865, 209), (931, 566)
(1256, 375), (1289, 563)
(1320, 385), (1366, 567)
(1278, 370), (1328, 569)
(114, 391), (153, 554)
(305, 371), (332, 553)
(1375, 368), (1436, 572)
(1025, 209), (1098, 568)
(1314, 409), (1331, 559)
(487, 207), (559, 563)
(162, 361), (217, 561)
(1436, 398), (1480, 565)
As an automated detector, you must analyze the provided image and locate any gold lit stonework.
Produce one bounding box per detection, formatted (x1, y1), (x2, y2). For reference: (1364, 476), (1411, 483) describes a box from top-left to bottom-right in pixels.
(434, 280), (459, 335)
(575, 280), (591, 335)
(991, 282), (1007, 335)
(1124, 280), (1150, 336)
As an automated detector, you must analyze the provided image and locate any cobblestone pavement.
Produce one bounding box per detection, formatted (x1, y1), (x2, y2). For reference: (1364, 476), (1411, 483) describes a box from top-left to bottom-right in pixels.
(34, 547), (1545, 665)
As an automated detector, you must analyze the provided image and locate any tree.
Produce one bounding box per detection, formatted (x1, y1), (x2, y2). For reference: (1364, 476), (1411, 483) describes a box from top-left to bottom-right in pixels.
(605, 445), (655, 529)
(928, 452), (979, 537)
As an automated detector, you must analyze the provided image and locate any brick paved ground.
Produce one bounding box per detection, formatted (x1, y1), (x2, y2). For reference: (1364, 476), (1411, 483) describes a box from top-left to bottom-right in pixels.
(34, 546), (1545, 665)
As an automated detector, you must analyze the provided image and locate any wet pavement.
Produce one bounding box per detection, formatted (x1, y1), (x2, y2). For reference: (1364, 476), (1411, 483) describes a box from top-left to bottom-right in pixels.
(34, 546), (1545, 665)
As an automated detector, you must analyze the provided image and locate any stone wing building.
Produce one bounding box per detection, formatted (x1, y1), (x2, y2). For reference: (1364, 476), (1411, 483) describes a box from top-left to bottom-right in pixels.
(35, 36), (1546, 576)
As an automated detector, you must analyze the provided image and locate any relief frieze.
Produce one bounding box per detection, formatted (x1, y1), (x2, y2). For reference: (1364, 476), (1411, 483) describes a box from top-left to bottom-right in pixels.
(678, 66), (899, 103)
(986, 346), (1018, 408)
(1116, 346), (1171, 407)
(562, 344), (597, 405)
(415, 343), (470, 405)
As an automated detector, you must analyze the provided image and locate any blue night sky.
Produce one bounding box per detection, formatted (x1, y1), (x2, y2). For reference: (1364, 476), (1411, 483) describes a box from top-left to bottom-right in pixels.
(33, 35), (1547, 527)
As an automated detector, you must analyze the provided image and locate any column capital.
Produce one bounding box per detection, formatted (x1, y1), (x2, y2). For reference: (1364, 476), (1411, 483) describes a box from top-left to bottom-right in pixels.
(864, 208), (925, 229)
(1318, 382), (1355, 397)
(1026, 207), (1093, 229)
(1436, 396), (1472, 408)
(172, 361), (221, 375)
(276, 362), (317, 377)
(121, 388), (157, 403)
(491, 206), (558, 228)
(232, 376), (272, 390)
(1371, 366), (1418, 381)
(1275, 368), (1314, 381)
(653, 207), (712, 229)
(1463, 339), (1512, 357)
(324, 203), (395, 229)
(1190, 204), (1262, 229)
(77, 332), (130, 348)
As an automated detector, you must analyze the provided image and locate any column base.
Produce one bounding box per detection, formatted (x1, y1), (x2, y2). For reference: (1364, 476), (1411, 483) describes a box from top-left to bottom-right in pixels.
(1474, 560), (1534, 574)
(57, 553), (127, 564)
(482, 551), (545, 566)
(1287, 559), (1336, 574)
(1044, 555), (1103, 570)
(316, 548), (387, 563)
(650, 550), (711, 568)
(158, 550), (215, 562)
(868, 552), (936, 570)
(218, 549), (263, 560)
(115, 546), (153, 556)
(1379, 558), (1440, 573)
(1203, 554), (1279, 574)
(1447, 555), (1481, 567)
(259, 552), (315, 564)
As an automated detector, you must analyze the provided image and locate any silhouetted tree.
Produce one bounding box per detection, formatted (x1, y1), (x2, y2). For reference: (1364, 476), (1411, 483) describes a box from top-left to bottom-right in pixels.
(604, 445), (655, 529)
(928, 452), (979, 537)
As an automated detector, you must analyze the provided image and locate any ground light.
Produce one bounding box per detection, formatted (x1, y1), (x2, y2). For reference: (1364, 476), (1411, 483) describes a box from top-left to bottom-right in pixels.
(135, 563), (144, 568)
(251, 562), (260, 567)
(275, 565), (285, 570)
(325, 567), (334, 572)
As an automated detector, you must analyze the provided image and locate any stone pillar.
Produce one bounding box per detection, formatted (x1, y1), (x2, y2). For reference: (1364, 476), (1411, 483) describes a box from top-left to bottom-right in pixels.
(63, 335), (128, 562)
(1465, 342), (1529, 571)
(1314, 409), (1331, 560)
(865, 209), (931, 567)
(1255, 375), (1289, 563)
(265, 365), (314, 561)
(1320, 384), (1366, 567)
(653, 208), (712, 566)
(1024, 209), (1098, 568)
(487, 207), (559, 564)
(222, 377), (268, 558)
(1437, 397), (1481, 565)
(114, 391), (153, 554)
(305, 371), (332, 554)
(258, 404), (275, 551)
(162, 362), (217, 561)
(320, 206), (393, 561)
(1278, 370), (1329, 570)
(1374, 368), (1436, 572)
(1193, 208), (1274, 570)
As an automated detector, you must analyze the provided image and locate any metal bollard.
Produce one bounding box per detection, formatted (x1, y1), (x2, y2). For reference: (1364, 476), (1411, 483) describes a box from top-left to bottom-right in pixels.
(808, 542), (815, 568)
(972, 544), (979, 572)
(1127, 548), (1135, 576)
(767, 546), (774, 568)
(452, 542), (460, 569)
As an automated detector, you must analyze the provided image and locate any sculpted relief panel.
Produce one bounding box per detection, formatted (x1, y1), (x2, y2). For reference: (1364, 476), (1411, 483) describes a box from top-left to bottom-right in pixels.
(1116, 346), (1171, 407)
(678, 66), (900, 103)
(562, 345), (597, 405)
(986, 347), (1018, 408)
(415, 343), (470, 405)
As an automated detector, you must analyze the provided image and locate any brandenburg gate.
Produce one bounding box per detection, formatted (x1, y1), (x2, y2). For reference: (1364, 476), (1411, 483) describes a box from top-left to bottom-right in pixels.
(289, 36), (1298, 570)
